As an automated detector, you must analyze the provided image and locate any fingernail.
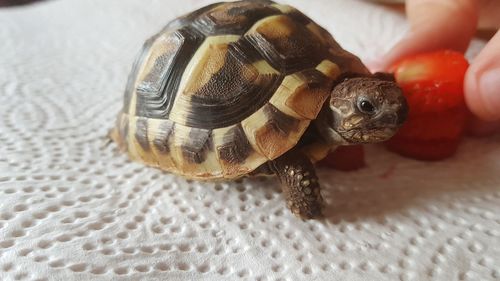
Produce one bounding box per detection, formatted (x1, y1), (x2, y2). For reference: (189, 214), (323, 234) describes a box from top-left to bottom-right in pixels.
(479, 68), (500, 120)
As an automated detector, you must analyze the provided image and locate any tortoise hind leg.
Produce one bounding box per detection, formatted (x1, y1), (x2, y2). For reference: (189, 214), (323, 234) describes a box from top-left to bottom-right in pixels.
(269, 149), (324, 219)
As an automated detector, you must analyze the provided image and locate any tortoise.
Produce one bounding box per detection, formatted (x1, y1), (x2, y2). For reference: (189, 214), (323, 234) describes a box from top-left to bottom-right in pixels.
(111, 0), (408, 219)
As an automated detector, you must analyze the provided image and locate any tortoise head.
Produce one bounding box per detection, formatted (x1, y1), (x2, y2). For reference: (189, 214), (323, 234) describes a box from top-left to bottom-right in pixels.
(316, 76), (408, 145)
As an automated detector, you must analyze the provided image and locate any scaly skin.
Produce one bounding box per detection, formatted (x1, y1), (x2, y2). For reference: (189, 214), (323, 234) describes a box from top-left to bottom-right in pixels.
(269, 149), (323, 219)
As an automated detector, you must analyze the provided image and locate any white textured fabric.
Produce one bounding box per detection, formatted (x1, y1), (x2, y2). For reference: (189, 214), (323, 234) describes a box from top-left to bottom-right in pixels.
(0, 1), (499, 281)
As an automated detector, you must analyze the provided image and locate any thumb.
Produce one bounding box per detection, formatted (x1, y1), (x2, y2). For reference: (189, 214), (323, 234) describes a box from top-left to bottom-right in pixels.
(372, 0), (479, 71)
(465, 30), (500, 121)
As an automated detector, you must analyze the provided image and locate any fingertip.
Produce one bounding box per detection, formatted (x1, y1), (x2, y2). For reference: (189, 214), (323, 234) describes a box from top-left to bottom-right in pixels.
(465, 30), (500, 121)
(464, 67), (486, 120)
(465, 66), (500, 121)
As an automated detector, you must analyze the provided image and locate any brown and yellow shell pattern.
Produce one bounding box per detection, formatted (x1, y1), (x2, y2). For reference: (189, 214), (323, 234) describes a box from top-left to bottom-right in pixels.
(112, 0), (368, 180)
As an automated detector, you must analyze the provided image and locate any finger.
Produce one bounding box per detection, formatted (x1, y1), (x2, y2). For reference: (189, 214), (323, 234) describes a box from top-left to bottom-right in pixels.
(465, 30), (500, 121)
(372, 0), (479, 71)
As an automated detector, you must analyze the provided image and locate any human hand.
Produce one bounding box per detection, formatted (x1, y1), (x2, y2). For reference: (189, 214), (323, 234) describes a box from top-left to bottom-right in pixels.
(371, 0), (500, 128)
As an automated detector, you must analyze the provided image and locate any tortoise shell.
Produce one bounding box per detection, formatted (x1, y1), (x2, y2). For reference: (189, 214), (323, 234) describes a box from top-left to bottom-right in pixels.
(112, 0), (370, 180)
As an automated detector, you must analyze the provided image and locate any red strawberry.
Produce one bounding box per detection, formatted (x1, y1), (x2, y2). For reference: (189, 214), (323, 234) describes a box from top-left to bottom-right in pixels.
(386, 50), (469, 161)
(319, 145), (365, 171)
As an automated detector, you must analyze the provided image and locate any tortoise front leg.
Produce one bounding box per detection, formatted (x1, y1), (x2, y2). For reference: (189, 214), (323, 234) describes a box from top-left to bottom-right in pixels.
(269, 149), (324, 219)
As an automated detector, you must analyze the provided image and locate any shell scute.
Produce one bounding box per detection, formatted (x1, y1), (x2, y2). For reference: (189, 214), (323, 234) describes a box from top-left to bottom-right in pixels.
(245, 15), (327, 74)
(169, 35), (283, 129)
(134, 26), (205, 119)
(217, 124), (253, 165)
(192, 0), (282, 35)
(242, 103), (310, 160)
(181, 128), (212, 164)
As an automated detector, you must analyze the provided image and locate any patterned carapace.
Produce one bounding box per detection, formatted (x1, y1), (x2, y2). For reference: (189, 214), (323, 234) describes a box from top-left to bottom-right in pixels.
(112, 0), (370, 181)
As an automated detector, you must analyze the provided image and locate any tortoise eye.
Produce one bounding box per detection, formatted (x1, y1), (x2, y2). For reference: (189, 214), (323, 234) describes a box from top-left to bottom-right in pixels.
(358, 99), (376, 114)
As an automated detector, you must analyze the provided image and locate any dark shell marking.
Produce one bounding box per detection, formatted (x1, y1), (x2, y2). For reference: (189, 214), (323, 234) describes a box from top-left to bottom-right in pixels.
(262, 103), (300, 136)
(134, 117), (150, 151)
(192, 0), (282, 35)
(136, 26), (205, 119)
(285, 8), (312, 25)
(218, 124), (254, 164)
(182, 34), (284, 129)
(181, 128), (213, 164)
(153, 120), (174, 153)
(123, 38), (155, 114)
(245, 14), (327, 74)
(253, 103), (301, 158)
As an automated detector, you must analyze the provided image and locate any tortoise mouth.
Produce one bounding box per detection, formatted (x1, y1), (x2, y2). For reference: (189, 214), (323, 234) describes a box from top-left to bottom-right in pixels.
(337, 126), (399, 144)
(364, 127), (399, 142)
(318, 124), (399, 145)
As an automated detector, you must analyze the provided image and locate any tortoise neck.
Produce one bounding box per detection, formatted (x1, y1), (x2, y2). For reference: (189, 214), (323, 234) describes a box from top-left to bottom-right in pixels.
(298, 119), (344, 149)
(313, 105), (350, 146)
